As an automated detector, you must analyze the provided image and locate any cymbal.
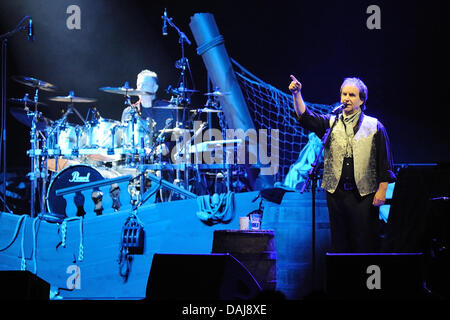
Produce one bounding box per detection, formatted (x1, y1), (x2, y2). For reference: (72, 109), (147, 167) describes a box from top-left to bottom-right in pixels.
(152, 105), (184, 110)
(204, 90), (230, 97)
(11, 76), (57, 92)
(159, 128), (193, 133)
(99, 86), (154, 97)
(10, 107), (53, 130)
(190, 107), (222, 113)
(178, 88), (198, 93)
(49, 91), (97, 103)
(9, 97), (47, 107)
(168, 86), (199, 95)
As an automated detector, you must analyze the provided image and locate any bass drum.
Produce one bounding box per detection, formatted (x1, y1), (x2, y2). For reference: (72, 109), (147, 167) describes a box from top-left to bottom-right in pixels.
(46, 164), (120, 216)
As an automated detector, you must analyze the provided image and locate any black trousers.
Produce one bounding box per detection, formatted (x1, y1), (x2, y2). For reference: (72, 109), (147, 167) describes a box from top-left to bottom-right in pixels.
(326, 186), (380, 253)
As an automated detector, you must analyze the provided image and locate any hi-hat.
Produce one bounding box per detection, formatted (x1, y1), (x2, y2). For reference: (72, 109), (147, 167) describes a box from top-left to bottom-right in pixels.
(10, 107), (53, 130)
(190, 107), (222, 113)
(167, 86), (198, 96)
(9, 96), (47, 107)
(49, 91), (97, 103)
(204, 90), (230, 97)
(12, 76), (57, 92)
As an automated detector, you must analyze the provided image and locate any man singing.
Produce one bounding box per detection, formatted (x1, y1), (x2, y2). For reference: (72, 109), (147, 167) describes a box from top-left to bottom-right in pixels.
(289, 75), (396, 252)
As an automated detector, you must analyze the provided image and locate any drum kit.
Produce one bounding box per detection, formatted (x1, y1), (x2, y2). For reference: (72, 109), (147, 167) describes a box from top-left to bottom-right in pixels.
(8, 74), (238, 217)
(4, 11), (245, 218)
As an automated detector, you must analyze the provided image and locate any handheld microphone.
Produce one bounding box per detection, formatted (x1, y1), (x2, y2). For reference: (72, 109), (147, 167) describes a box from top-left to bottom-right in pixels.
(162, 8), (168, 36)
(331, 103), (345, 114)
(28, 17), (34, 41)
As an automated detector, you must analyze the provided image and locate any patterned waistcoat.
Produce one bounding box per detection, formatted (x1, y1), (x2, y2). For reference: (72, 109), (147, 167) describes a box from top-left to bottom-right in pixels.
(322, 113), (379, 196)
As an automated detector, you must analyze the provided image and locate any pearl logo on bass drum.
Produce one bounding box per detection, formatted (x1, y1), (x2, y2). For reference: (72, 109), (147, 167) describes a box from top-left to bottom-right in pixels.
(68, 171), (91, 183)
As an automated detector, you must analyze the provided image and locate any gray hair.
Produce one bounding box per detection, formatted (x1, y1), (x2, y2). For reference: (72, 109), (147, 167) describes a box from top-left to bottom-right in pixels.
(340, 77), (368, 110)
(136, 69), (158, 89)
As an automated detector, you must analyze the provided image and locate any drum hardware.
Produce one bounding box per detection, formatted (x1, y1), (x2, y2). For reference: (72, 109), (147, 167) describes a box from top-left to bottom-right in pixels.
(85, 106), (101, 123)
(99, 82), (152, 165)
(145, 118), (173, 162)
(204, 89), (230, 97)
(9, 94), (48, 107)
(11, 75), (57, 92)
(179, 122), (207, 190)
(152, 104), (184, 110)
(10, 75), (57, 217)
(46, 106), (87, 159)
(2, 18), (42, 211)
(162, 8), (195, 137)
(107, 125), (120, 155)
(189, 107), (223, 114)
(158, 127), (193, 134)
(10, 106), (53, 130)
(99, 82), (154, 97)
(49, 91), (97, 104)
(165, 85), (198, 95)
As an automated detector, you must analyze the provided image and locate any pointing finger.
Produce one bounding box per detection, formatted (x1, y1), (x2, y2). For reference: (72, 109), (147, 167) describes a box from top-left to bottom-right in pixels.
(290, 75), (299, 83)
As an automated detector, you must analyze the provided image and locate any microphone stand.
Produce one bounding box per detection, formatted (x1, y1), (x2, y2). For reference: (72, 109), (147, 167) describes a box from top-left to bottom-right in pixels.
(0, 16), (31, 212)
(162, 10), (193, 190)
(299, 110), (341, 292)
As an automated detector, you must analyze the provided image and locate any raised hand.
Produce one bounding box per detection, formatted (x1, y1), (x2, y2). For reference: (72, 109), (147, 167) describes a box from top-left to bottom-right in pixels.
(289, 75), (302, 94)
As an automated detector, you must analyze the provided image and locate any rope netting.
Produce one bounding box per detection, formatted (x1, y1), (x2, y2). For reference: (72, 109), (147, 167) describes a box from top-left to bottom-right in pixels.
(231, 58), (330, 182)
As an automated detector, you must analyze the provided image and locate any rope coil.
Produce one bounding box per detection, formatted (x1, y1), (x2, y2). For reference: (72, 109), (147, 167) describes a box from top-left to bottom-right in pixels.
(196, 192), (234, 224)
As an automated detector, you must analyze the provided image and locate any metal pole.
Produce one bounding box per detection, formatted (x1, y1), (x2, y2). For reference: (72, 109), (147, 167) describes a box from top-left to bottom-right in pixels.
(1, 39), (7, 212)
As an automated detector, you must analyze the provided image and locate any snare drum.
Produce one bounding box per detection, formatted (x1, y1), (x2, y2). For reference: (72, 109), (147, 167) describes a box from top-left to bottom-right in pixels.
(46, 164), (121, 215)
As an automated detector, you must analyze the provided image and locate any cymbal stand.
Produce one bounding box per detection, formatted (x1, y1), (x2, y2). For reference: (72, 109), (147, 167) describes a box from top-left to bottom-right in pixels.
(28, 89), (42, 217)
(34, 89), (50, 214)
(1, 16), (32, 212)
(124, 93), (147, 200)
(130, 110), (138, 161)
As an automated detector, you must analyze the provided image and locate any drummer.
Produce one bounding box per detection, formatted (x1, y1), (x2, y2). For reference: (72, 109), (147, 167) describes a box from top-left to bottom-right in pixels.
(121, 69), (158, 122)
(121, 69), (176, 159)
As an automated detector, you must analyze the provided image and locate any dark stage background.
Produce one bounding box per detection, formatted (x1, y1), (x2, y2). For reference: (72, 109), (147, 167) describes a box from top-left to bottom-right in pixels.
(1, 0), (448, 169)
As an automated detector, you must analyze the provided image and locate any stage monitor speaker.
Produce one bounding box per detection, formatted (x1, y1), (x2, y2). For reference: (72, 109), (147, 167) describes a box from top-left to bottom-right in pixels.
(326, 253), (425, 299)
(0, 271), (50, 300)
(146, 253), (262, 300)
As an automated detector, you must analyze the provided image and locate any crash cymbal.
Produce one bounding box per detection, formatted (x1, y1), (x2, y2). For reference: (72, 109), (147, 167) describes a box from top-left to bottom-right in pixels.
(10, 107), (53, 130)
(152, 105), (184, 110)
(99, 85), (154, 97)
(159, 128), (193, 133)
(9, 96), (47, 107)
(204, 90), (230, 97)
(49, 91), (97, 103)
(11, 76), (57, 92)
(190, 107), (222, 113)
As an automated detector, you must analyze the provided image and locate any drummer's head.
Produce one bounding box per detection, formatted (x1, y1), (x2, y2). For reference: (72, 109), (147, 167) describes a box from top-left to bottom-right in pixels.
(137, 69), (158, 106)
(136, 70), (158, 108)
